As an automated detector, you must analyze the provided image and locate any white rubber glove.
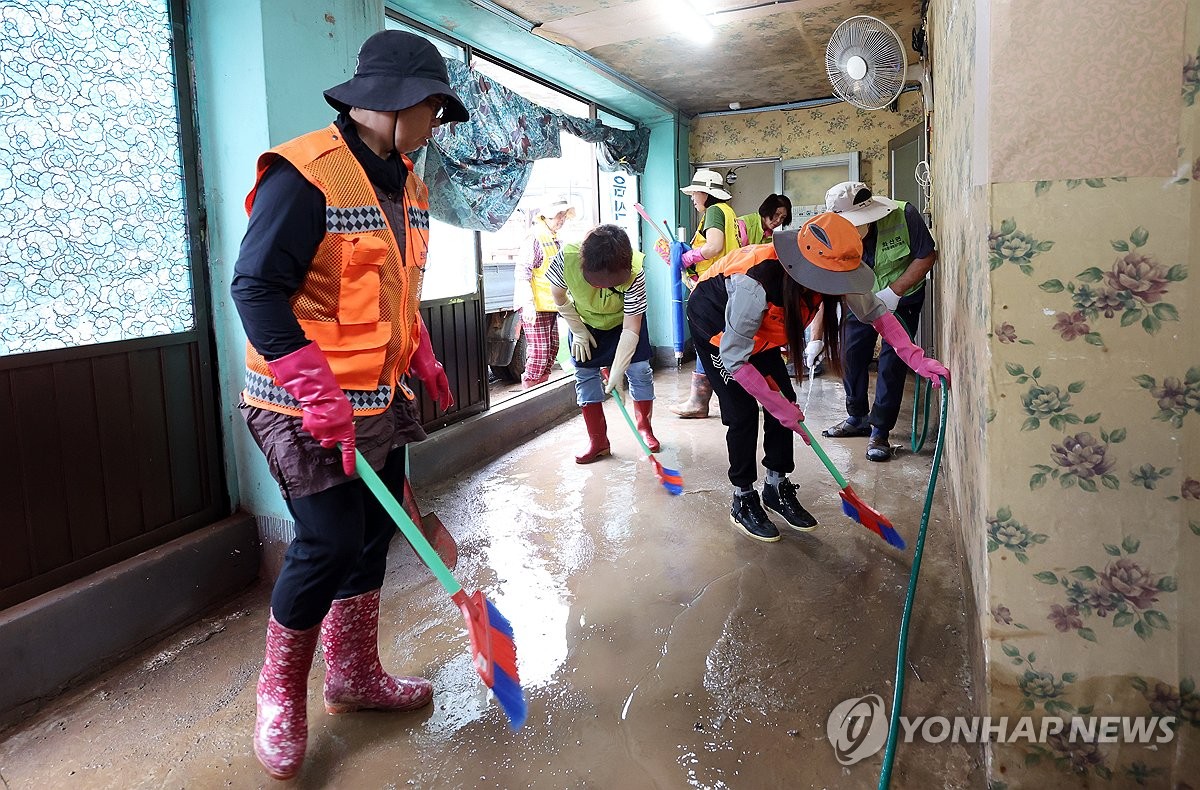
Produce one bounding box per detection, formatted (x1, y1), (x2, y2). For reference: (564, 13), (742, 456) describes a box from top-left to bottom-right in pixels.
(514, 278), (536, 325)
(557, 298), (595, 362)
(604, 329), (640, 404)
(875, 286), (901, 312)
(804, 339), (824, 369)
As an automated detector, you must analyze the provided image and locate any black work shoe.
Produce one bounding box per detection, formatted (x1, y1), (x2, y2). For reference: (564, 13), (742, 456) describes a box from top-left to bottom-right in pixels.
(866, 433), (893, 462)
(762, 479), (819, 531)
(730, 491), (781, 542)
(822, 418), (871, 438)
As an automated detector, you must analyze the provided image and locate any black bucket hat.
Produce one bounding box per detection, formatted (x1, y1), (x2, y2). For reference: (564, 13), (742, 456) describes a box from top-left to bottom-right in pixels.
(324, 30), (469, 123)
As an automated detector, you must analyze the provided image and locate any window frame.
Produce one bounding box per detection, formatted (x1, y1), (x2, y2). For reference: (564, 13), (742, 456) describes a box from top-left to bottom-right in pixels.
(384, 9), (642, 307)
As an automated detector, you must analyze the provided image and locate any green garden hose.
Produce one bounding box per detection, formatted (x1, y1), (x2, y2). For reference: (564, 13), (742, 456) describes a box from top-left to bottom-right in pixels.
(910, 374), (933, 452)
(878, 375), (949, 789)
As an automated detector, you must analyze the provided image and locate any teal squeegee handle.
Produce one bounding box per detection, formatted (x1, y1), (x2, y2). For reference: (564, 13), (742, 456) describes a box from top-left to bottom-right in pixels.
(793, 420), (849, 489)
(353, 448), (461, 596)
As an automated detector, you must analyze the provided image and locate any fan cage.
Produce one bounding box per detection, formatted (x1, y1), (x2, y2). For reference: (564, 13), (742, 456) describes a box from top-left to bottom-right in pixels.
(825, 15), (908, 110)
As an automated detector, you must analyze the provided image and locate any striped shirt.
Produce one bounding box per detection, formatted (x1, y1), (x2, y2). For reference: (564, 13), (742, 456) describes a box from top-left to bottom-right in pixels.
(546, 250), (648, 316)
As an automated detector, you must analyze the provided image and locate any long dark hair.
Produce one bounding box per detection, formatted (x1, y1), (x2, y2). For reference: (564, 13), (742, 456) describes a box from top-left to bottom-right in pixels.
(703, 193), (728, 208)
(781, 276), (842, 380)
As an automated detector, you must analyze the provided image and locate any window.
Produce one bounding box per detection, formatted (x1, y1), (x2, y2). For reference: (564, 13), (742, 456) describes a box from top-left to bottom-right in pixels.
(383, 14), (641, 307)
(473, 59), (603, 319)
(597, 110), (640, 247)
(386, 18), (474, 302)
(0, 0), (196, 355)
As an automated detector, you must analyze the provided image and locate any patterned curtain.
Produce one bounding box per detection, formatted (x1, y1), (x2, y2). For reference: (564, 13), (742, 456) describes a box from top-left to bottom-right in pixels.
(416, 59), (651, 232)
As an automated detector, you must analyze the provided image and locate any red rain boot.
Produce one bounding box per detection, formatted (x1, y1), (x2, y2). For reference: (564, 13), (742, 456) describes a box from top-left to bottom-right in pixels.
(633, 400), (661, 453)
(575, 402), (610, 464)
(320, 589), (433, 714)
(254, 612), (319, 781)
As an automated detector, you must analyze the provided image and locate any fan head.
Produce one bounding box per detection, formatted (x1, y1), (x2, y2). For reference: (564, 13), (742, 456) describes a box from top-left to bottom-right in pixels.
(826, 15), (908, 110)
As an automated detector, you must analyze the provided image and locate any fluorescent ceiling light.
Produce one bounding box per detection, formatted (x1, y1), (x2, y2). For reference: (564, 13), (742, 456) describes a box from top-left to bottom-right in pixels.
(661, 0), (715, 43)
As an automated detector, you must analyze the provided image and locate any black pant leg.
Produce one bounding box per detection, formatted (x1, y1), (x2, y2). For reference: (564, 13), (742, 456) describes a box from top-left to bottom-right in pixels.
(335, 446), (405, 599)
(839, 314), (878, 419)
(871, 292), (926, 434)
(753, 350), (796, 477)
(694, 335), (761, 488)
(272, 480), (368, 630)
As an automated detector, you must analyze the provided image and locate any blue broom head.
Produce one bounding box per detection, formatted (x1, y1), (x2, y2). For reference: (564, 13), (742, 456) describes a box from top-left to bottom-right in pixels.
(840, 497), (906, 549)
(485, 598), (514, 641)
(879, 525), (907, 550)
(840, 495), (861, 523)
(662, 480), (683, 496)
(484, 599), (528, 729)
(491, 662), (528, 730)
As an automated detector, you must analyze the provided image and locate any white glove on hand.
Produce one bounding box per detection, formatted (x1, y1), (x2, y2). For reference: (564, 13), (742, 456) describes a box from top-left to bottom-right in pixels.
(875, 286), (901, 312)
(520, 303), (537, 324)
(557, 298), (595, 362)
(804, 339), (824, 369)
(604, 329), (640, 405)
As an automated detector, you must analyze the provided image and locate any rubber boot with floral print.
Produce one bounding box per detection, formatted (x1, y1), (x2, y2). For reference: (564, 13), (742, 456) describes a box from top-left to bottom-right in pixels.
(254, 612), (319, 780)
(320, 589), (433, 714)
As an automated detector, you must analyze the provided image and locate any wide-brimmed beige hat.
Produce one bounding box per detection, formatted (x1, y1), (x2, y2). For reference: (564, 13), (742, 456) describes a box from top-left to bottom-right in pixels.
(540, 197), (578, 220)
(680, 168), (732, 201)
(825, 181), (899, 226)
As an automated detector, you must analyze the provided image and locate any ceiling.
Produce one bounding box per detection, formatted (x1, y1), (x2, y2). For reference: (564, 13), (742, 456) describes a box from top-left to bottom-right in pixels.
(488, 0), (925, 115)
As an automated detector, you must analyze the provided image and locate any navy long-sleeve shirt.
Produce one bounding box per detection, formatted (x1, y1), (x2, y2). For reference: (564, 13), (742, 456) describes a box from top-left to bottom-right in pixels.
(230, 115), (409, 361)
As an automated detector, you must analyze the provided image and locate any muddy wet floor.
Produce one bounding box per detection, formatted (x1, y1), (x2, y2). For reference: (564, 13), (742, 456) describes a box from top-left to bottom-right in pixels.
(0, 369), (982, 789)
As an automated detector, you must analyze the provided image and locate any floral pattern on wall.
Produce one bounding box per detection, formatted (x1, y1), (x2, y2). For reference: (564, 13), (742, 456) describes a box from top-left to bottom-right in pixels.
(987, 507), (1048, 563)
(689, 92), (923, 196)
(1032, 537), (1176, 642)
(946, 0), (1200, 783)
(1185, 45), (1200, 105)
(1133, 366), (1200, 428)
(989, 219), (1054, 274)
(1038, 227), (1188, 347)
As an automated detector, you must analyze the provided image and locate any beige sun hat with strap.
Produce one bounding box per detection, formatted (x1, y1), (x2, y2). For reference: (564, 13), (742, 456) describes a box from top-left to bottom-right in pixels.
(680, 168), (732, 201)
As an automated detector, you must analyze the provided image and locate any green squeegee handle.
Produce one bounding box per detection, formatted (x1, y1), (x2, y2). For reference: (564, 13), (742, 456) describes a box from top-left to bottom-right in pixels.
(794, 420), (850, 489)
(353, 448), (461, 596)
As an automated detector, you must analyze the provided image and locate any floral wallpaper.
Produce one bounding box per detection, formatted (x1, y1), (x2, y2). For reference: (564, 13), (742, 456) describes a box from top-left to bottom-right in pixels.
(689, 91), (923, 197)
(0, 0), (196, 356)
(932, 0), (1200, 786)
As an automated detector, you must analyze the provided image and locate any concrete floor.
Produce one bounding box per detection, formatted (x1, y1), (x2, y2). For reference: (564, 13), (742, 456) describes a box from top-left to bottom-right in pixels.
(0, 369), (982, 789)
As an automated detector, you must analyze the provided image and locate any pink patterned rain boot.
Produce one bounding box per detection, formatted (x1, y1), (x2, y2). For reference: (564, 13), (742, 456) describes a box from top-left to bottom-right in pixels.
(320, 589), (433, 714)
(254, 612), (319, 780)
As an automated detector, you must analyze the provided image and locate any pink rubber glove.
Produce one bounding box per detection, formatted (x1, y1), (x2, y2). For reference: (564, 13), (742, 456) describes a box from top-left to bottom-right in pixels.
(410, 319), (454, 411)
(731, 363), (809, 444)
(681, 248), (705, 267)
(736, 218), (748, 247)
(267, 342), (356, 476)
(872, 311), (951, 387)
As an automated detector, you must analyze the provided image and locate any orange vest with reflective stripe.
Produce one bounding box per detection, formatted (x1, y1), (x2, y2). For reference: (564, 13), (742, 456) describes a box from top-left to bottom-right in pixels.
(695, 245), (815, 356)
(241, 124), (429, 417)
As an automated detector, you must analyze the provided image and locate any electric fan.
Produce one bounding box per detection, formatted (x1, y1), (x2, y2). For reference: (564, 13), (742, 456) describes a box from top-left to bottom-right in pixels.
(825, 15), (908, 110)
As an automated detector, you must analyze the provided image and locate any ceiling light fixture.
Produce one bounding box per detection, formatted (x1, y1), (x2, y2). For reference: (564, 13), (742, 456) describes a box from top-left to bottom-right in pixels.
(662, 0), (715, 43)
